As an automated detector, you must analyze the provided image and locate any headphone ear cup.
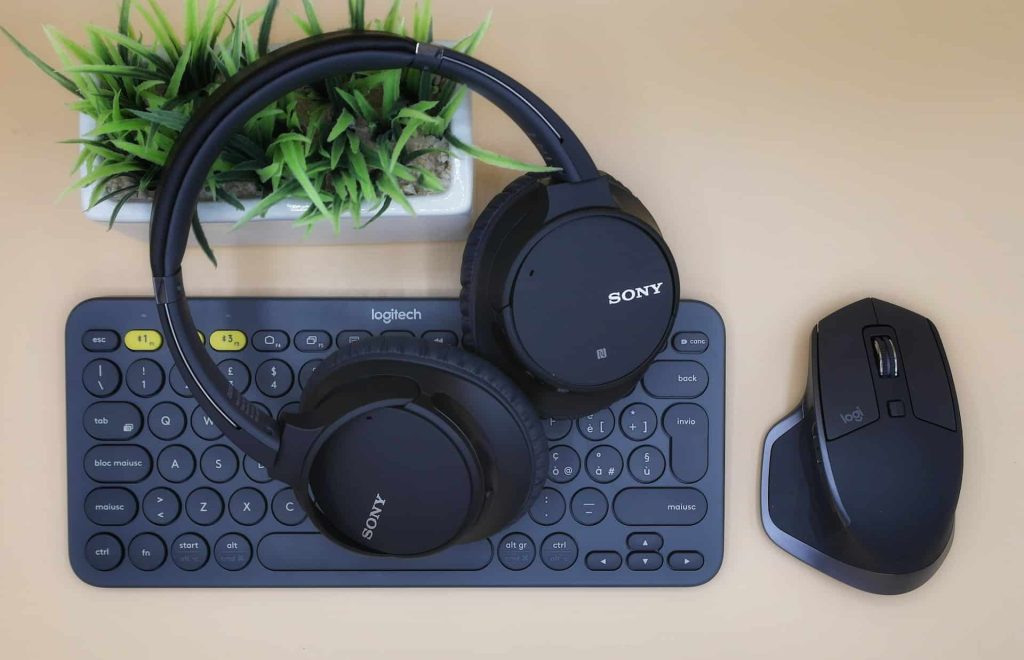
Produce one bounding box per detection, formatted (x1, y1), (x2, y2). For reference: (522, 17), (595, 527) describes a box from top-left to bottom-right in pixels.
(460, 174), (545, 352)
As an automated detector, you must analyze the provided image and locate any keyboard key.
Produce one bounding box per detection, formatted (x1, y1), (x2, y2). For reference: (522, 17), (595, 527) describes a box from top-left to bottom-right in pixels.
(497, 533), (535, 570)
(201, 445), (238, 483)
(577, 409), (614, 441)
(613, 488), (708, 526)
(168, 366), (192, 397)
(664, 403), (709, 483)
(668, 551), (704, 571)
(586, 551), (622, 571)
(143, 487), (180, 525)
(84, 445), (150, 482)
(627, 552), (663, 571)
(298, 360), (322, 389)
(209, 330), (247, 351)
(84, 401), (142, 440)
(124, 330), (163, 351)
(642, 361), (709, 399)
(540, 533), (578, 570)
(259, 534), (493, 571)
(83, 359), (120, 397)
(586, 445), (623, 483)
(571, 488), (608, 525)
(620, 403), (657, 441)
(229, 488), (266, 525)
(191, 406), (223, 440)
(627, 533), (664, 551)
(422, 330), (457, 346)
(382, 330), (414, 338)
(128, 533), (166, 571)
(336, 330), (371, 346)
(255, 360), (293, 398)
(171, 533), (209, 571)
(252, 330), (288, 352)
(82, 330), (119, 352)
(126, 359), (164, 397)
(214, 533), (252, 570)
(295, 330), (331, 352)
(276, 401), (300, 423)
(84, 487), (137, 525)
(548, 446), (580, 483)
(272, 489), (306, 525)
(186, 488), (224, 525)
(243, 456), (272, 483)
(628, 445), (665, 483)
(157, 445), (195, 483)
(542, 418), (572, 441)
(672, 332), (709, 353)
(148, 401), (186, 440)
(85, 533), (123, 571)
(217, 359), (250, 392)
(528, 488), (565, 525)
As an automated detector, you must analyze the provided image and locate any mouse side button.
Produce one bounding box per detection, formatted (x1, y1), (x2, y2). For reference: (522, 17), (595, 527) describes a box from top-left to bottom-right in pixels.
(816, 300), (880, 440)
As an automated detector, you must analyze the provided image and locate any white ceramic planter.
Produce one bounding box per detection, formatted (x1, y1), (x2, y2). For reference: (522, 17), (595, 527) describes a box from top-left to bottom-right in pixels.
(79, 96), (474, 245)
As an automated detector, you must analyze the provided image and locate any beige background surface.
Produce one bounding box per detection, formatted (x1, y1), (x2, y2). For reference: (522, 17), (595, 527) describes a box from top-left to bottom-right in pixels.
(1, 0), (1021, 657)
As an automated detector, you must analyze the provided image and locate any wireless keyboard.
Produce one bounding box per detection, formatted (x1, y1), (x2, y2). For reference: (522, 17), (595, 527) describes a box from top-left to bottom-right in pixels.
(66, 297), (724, 587)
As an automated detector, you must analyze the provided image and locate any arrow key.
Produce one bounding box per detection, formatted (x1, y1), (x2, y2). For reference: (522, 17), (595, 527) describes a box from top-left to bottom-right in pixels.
(627, 532), (664, 552)
(585, 551), (622, 571)
(627, 551), (663, 571)
(668, 551), (704, 571)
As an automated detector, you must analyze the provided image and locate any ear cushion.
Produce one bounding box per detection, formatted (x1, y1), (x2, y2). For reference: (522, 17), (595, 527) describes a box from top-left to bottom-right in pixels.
(459, 174), (545, 352)
(303, 334), (549, 514)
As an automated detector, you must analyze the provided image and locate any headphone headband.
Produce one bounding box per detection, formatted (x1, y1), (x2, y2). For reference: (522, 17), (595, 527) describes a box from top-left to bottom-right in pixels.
(150, 32), (600, 462)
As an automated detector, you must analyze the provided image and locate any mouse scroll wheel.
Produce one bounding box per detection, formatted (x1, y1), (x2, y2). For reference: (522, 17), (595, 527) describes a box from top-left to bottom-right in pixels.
(872, 336), (899, 378)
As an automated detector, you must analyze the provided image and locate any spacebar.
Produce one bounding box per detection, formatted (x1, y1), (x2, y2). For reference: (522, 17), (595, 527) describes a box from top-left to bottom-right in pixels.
(258, 533), (493, 571)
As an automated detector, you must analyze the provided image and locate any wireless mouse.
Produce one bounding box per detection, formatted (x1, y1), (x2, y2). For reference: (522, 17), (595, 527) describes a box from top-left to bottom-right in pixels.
(760, 298), (963, 594)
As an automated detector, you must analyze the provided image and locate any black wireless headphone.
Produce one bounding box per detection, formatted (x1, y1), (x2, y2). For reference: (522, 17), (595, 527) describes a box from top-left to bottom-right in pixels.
(150, 32), (679, 557)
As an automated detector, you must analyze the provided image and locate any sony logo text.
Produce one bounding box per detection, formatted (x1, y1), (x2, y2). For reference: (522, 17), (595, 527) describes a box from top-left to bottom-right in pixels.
(608, 282), (664, 305)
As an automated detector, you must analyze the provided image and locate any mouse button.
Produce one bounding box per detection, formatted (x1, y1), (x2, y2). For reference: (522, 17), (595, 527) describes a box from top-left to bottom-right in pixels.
(873, 301), (957, 431)
(816, 301), (880, 440)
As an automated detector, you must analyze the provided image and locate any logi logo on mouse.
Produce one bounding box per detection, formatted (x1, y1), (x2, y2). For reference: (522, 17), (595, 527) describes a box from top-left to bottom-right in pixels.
(839, 406), (864, 424)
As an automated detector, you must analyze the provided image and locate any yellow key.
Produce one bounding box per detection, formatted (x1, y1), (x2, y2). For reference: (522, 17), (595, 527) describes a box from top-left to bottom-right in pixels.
(210, 330), (247, 351)
(124, 330), (163, 351)
(197, 331), (205, 345)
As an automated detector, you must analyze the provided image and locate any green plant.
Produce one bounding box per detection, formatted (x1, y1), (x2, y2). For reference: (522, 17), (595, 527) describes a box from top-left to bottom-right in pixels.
(3, 0), (556, 263)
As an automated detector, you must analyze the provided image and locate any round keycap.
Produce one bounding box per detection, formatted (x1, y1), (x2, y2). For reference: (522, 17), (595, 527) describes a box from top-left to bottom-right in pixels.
(577, 409), (614, 441)
(542, 418), (572, 441)
(186, 488), (224, 525)
(548, 446), (580, 483)
(497, 533), (535, 570)
(298, 360), (322, 389)
(169, 365), (192, 397)
(276, 401), (301, 423)
(84, 488), (137, 526)
(255, 360), (293, 398)
(191, 405), (223, 440)
(540, 533), (578, 570)
(214, 533), (252, 571)
(571, 488), (609, 525)
(157, 445), (195, 483)
(200, 445), (238, 482)
(148, 401), (186, 440)
(629, 445), (666, 483)
(143, 487), (180, 525)
(217, 359), (250, 393)
(83, 359), (120, 397)
(272, 488), (306, 525)
(620, 403), (658, 441)
(529, 488), (566, 525)
(85, 533), (123, 571)
(243, 456), (272, 483)
(128, 533), (166, 571)
(586, 445), (623, 483)
(126, 359), (164, 397)
(229, 488), (267, 525)
(171, 533), (209, 571)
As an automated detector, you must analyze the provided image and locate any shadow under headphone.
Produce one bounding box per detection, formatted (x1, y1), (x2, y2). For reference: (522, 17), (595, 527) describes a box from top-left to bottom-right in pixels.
(150, 32), (679, 557)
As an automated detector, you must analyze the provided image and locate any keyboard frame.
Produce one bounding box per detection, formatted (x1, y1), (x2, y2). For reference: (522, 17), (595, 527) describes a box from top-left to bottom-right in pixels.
(66, 297), (725, 587)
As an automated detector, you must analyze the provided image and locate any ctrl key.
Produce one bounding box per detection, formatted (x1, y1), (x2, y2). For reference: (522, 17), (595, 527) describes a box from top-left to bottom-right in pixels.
(85, 533), (123, 571)
(171, 533), (209, 571)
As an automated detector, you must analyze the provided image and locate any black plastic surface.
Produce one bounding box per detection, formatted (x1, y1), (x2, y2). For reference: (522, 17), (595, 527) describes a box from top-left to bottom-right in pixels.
(67, 297), (725, 587)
